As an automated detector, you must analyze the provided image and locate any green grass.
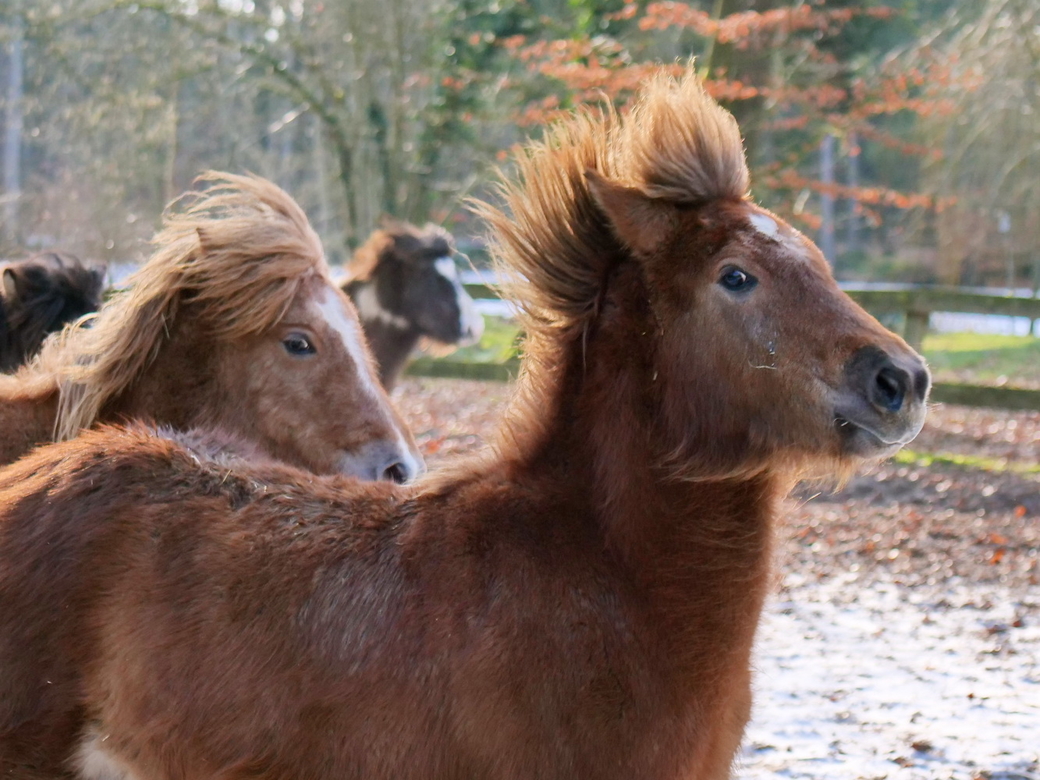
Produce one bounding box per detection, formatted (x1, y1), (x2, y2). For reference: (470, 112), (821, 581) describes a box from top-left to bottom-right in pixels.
(893, 447), (1040, 475)
(922, 332), (1040, 387)
(448, 316), (522, 364)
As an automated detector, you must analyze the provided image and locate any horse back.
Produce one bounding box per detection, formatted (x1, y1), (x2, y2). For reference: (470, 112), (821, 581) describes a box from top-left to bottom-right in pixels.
(0, 426), (432, 777)
(0, 429), (713, 779)
(0, 427), (274, 774)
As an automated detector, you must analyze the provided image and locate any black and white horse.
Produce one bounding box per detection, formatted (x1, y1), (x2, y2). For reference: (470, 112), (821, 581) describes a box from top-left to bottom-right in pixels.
(343, 221), (483, 389)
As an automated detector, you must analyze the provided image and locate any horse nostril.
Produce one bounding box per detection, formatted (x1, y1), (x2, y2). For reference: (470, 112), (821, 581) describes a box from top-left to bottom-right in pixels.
(871, 366), (908, 413)
(913, 367), (931, 400)
(381, 461), (409, 484)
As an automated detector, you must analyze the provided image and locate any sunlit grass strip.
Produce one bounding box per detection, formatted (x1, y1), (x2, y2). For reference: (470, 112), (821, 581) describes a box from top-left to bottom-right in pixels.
(893, 448), (1040, 475)
(405, 358), (519, 382)
(929, 383), (1040, 411)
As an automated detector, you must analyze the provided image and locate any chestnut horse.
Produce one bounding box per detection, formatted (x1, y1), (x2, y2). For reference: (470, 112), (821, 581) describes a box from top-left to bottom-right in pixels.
(0, 72), (928, 779)
(0, 252), (105, 372)
(0, 172), (422, 481)
(344, 220), (483, 389)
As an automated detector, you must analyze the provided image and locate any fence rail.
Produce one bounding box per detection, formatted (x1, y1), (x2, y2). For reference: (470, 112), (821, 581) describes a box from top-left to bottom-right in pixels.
(405, 282), (1040, 412)
(841, 286), (1040, 351)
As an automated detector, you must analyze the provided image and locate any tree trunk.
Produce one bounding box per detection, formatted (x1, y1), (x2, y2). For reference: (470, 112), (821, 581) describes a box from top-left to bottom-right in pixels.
(3, 15), (24, 245)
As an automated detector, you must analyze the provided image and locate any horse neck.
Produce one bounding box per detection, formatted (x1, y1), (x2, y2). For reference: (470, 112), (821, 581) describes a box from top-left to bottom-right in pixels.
(0, 368), (60, 466)
(102, 319), (218, 430)
(509, 268), (782, 680)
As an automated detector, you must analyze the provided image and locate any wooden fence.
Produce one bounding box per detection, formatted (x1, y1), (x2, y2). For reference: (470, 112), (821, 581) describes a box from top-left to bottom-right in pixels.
(407, 282), (1040, 412)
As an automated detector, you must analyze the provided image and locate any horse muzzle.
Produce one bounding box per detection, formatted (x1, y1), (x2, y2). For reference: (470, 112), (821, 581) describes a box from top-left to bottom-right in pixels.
(834, 345), (930, 457)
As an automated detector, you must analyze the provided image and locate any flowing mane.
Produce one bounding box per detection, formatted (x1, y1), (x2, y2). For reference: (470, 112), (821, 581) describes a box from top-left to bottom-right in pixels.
(472, 70), (751, 457)
(475, 70), (749, 335)
(35, 172), (328, 441)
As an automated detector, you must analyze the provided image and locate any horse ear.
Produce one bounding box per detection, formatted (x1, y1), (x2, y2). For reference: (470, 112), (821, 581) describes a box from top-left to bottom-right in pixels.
(586, 170), (675, 258)
(2, 268), (19, 300)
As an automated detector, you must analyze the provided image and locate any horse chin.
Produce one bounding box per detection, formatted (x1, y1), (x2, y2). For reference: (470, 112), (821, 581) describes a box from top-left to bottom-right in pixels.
(834, 416), (910, 460)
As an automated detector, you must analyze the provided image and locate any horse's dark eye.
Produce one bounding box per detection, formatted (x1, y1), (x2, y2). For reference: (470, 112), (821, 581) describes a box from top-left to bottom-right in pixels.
(719, 267), (757, 292)
(282, 333), (316, 356)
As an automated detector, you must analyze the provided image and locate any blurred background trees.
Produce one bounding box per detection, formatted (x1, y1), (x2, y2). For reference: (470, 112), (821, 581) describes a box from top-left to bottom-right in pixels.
(0, 0), (1036, 289)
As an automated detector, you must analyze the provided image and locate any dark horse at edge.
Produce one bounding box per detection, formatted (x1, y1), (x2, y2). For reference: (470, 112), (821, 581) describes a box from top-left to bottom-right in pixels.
(0, 252), (105, 372)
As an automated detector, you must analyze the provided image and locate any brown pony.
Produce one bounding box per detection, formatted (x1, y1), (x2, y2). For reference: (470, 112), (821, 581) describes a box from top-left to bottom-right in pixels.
(0, 252), (106, 372)
(0, 172), (422, 481)
(0, 71), (928, 779)
(344, 220), (483, 389)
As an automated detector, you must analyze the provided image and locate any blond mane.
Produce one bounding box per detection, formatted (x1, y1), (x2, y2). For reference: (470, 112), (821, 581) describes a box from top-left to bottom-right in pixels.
(37, 172), (329, 441)
(473, 68), (749, 335)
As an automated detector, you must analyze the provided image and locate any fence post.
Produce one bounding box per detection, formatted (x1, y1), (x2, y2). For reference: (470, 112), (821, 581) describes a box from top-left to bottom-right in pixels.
(903, 310), (929, 352)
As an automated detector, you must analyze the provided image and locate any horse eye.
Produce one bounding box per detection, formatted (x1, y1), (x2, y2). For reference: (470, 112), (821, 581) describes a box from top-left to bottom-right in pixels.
(719, 266), (757, 292)
(282, 333), (316, 356)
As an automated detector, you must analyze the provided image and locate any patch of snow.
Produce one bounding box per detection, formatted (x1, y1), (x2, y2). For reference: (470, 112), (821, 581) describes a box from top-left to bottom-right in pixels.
(740, 572), (1040, 780)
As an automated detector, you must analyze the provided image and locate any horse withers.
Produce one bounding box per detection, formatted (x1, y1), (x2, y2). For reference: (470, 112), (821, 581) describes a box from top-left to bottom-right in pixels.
(344, 220), (484, 389)
(0, 72), (927, 779)
(0, 252), (105, 372)
(0, 173), (422, 481)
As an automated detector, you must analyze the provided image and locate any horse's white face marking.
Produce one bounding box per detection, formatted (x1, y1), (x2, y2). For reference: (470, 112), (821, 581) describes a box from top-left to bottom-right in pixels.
(75, 732), (141, 780)
(747, 210), (815, 264)
(434, 256), (484, 344)
(314, 287), (384, 404)
(315, 287), (423, 480)
(353, 283), (411, 330)
(433, 256), (459, 281)
(748, 213), (780, 241)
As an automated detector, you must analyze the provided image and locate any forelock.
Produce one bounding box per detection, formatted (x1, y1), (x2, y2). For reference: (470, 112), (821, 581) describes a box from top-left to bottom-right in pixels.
(38, 171), (328, 441)
(618, 70), (749, 204)
(473, 67), (750, 334)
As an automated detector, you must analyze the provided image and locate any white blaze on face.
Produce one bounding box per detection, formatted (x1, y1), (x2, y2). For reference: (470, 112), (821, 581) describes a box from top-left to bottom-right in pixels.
(747, 210), (815, 263)
(315, 286), (423, 480)
(434, 256), (484, 344)
(315, 287), (385, 405)
(748, 212), (781, 241)
(353, 283), (410, 330)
